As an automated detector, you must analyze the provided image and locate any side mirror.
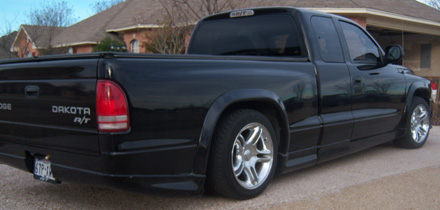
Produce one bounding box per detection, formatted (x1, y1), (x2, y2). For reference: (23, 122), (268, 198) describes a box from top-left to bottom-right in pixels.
(385, 45), (404, 65)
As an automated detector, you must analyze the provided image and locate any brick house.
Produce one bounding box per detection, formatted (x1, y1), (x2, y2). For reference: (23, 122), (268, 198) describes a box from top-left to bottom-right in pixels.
(11, 0), (166, 56)
(7, 0), (440, 100)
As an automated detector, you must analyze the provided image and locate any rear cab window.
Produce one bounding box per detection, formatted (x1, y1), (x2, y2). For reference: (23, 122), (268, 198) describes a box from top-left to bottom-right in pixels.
(311, 16), (344, 63)
(188, 12), (304, 57)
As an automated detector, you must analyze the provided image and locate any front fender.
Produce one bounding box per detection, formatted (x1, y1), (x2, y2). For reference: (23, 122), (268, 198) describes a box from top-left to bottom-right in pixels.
(405, 80), (431, 114)
(398, 80), (431, 138)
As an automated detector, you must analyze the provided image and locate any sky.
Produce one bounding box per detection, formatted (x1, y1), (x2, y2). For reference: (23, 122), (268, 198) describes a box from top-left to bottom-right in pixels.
(0, 0), (105, 34)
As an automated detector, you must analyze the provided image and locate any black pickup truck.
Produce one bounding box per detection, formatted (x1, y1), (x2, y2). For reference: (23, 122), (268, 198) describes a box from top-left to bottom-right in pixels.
(0, 7), (432, 199)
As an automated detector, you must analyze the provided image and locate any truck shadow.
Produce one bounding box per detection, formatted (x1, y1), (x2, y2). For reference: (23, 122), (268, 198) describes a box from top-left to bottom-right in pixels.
(2, 128), (438, 209)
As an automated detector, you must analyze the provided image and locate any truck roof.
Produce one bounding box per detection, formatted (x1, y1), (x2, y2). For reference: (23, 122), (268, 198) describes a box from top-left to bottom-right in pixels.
(202, 7), (333, 20)
(200, 6), (356, 27)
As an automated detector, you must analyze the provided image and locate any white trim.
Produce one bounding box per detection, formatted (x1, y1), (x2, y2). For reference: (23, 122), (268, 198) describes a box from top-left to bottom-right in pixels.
(53, 41), (97, 48)
(10, 25), (33, 52)
(106, 24), (162, 32)
(308, 8), (440, 28)
(106, 22), (197, 33)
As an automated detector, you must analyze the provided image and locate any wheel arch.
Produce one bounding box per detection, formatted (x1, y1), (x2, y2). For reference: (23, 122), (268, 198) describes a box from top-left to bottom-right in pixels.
(405, 81), (431, 116)
(192, 89), (290, 175)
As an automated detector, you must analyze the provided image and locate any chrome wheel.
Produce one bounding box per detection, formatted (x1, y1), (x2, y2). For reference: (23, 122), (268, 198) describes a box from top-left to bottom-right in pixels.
(231, 122), (274, 190)
(410, 104), (430, 143)
(394, 97), (430, 149)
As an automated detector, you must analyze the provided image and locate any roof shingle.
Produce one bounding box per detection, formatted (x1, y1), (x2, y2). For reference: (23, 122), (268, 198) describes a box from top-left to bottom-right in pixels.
(22, 25), (66, 48)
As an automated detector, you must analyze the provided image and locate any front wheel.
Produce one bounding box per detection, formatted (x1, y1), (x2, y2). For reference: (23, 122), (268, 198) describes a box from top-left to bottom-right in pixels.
(395, 97), (431, 149)
(208, 109), (278, 200)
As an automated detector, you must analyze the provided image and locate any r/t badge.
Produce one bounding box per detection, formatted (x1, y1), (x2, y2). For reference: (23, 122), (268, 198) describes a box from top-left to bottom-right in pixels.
(74, 116), (91, 125)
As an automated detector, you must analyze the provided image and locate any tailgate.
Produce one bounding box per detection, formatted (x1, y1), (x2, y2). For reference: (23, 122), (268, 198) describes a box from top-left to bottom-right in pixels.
(0, 58), (99, 155)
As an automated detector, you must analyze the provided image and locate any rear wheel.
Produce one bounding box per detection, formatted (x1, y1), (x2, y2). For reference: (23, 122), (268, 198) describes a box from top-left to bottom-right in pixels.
(395, 97), (431, 149)
(208, 109), (278, 199)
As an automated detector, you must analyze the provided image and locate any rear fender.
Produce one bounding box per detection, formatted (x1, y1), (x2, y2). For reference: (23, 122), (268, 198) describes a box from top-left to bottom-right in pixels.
(192, 89), (289, 174)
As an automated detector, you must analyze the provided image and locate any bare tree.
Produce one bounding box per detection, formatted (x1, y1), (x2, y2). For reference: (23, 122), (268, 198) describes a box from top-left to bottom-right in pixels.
(25, 1), (77, 55)
(420, 0), (440, 9)
(160, 0), (262, 23)
(145, 19), (191, 54)
(92, 0), (125, 14)
(429, 0), (440, 9)
(0, 17), (18, 59)
(28, 1), (77, 27)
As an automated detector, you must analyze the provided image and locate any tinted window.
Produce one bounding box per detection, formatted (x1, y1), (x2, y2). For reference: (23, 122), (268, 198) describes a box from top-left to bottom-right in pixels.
(311, 16), (344, 62)
(189, 15), (303, 57)
(340, 21), (380, 63)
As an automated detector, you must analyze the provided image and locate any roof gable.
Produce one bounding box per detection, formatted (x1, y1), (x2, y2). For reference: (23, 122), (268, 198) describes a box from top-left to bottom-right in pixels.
(11, 25), (66, 51)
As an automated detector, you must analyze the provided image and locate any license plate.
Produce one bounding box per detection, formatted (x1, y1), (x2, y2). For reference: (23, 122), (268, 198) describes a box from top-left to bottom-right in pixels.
(34, 158), (57, 183)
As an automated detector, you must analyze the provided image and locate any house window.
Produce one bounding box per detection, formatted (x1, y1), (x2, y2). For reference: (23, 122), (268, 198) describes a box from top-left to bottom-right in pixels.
(420, 44), (431, 68)
(68, 47), (73, 54)
(131, 40), (139, 53)
(27, 52), (32, 57)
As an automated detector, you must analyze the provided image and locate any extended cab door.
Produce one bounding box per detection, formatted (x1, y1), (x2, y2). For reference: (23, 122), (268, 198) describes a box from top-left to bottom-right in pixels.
(337, 20), (406, 140)
(310, 16), (354, 157)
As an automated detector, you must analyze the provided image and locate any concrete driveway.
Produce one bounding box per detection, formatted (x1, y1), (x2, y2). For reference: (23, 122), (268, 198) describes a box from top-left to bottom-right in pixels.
(1, 127), (439, 210)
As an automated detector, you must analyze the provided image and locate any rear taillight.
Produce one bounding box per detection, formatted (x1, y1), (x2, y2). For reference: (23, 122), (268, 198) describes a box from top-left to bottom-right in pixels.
(96, 80), (130, 132)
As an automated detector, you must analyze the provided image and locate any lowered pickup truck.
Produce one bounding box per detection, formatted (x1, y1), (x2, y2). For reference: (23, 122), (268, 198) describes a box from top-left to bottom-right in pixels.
(0, 7), (432, 199)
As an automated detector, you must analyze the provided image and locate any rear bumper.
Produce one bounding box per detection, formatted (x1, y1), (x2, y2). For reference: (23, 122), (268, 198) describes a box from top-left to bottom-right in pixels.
(0, 140), (205, 195)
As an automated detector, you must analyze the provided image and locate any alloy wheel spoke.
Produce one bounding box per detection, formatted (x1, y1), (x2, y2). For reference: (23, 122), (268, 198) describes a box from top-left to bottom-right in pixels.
(413, 127), (420, 142)
(257, 148), (272, 156)
(234, 162), (244, 176)
(232, 137), (245, 174)
(418, 127), (426, 137)
(244, 165), (259, 185)
(256, 148), (272, 163)
(247, 126), (262, 145)
(238, 134), (245, 144)
(256, 155), (272, 163)
(419, 110), (427, 121)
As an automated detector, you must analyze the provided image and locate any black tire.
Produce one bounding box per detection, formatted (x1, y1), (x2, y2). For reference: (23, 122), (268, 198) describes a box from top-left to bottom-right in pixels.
(395, 97), (431, 149)
(207, 109), (278, 200)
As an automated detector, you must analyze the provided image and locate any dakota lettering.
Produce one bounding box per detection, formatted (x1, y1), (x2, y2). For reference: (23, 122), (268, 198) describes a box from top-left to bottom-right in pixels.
(52, 106), (91, 115)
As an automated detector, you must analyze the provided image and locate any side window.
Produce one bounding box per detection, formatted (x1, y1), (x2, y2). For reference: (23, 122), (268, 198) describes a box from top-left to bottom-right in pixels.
(340, 21), (380, 63)
(311, 16), (344, 62)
